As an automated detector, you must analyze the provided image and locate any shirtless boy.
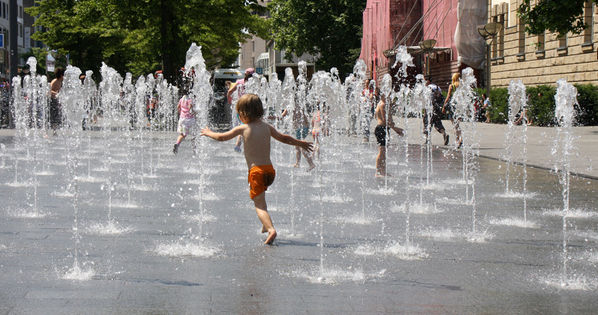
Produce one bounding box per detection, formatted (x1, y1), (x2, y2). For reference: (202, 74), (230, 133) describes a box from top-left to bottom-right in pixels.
(374, 93), (404, 177)
(201, 94), (313, 245)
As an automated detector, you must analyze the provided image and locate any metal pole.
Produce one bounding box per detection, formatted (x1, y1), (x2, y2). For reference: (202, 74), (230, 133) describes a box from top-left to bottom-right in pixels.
(8, 0), (17, 128)
(486, 42), (491, 97)
(9, 0), (17, 80)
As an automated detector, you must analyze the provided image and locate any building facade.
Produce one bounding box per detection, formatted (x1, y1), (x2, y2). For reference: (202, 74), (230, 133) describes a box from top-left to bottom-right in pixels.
(0, 0), (42, 79)
(239, 35), (268, 74)
(360, 0), (486, 90)
(489, 0), (598, 87)
(238, 0), (316, 80)
(360, 0), (423, 81)
(422, 0), (460, 89)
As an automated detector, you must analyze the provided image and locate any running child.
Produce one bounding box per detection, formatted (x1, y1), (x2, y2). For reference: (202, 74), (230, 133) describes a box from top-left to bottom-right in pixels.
(201, 94), (313, 245)
(173, 90), (196, 154)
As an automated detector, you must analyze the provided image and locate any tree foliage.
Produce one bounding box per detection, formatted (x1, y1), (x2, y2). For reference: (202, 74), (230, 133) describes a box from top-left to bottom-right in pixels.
(268, 0), (366, 78)
(27, 0), (269, 82)
(518, 0), (596, 36)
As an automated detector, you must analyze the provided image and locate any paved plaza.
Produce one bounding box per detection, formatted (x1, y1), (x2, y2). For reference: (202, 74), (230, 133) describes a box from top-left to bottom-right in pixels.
(0, 122), (597, 314)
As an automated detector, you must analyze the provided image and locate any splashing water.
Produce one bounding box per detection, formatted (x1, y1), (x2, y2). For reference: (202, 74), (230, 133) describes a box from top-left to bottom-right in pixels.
(62, 262), (96, 281)
(154, 241), (220, 258)
(552, 79), (579, 288)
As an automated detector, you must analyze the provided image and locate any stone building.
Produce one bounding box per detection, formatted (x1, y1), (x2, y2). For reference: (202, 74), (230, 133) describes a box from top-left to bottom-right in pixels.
(238, 0), (270, 74)
(488, 0), (598, 87)
(239, 35), (267, 73)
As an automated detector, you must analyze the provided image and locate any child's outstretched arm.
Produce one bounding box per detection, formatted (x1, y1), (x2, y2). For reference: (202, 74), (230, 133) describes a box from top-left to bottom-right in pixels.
(268, 124), (313, 152)
(226, 83), (237, 104)
(201, 125), (244, 142)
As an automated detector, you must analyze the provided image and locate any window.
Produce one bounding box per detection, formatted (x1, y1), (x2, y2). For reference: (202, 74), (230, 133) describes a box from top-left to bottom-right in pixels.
(518, 17), (525, 55)
(18, 5), (22, 18)
(537, 32), (545, 52)
(498, 13), (505, 58)
(18, 23), (22, 38)
(584, 1), (594, 44)
(558, 34), (567, 49)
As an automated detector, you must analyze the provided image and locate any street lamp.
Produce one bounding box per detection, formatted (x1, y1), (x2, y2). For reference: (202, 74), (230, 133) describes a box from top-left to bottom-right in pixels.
(478, 22), (503, 96)
(419, 39), (436, 77)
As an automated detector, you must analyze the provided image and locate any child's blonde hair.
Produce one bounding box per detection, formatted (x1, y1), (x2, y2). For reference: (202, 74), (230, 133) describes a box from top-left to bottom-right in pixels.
(451, 72), (461, 88)
(236, 94), (264, 122)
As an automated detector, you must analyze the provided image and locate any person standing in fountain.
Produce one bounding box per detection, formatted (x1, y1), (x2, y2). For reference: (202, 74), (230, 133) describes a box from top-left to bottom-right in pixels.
(49, 67), (65, 133)
(173, 86), (196, 154)
(201, 94), (313, 245)
(442, 72), (462, 148)
(374, 91), (404, 177)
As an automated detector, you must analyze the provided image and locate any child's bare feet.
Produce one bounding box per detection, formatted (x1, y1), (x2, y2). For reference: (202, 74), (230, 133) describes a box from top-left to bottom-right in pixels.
(293, 163), (300, 168)
(264, 229), (277, 245)
(261, 225), (267, 233)
(307, 164), (316, 172)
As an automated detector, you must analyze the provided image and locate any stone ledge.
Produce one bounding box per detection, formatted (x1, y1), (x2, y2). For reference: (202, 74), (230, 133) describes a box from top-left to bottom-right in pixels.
(535, 50), (545, 58)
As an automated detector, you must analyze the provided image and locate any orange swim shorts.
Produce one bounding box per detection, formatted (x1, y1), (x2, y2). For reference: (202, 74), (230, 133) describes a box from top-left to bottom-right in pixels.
(248, 164), (276, 199)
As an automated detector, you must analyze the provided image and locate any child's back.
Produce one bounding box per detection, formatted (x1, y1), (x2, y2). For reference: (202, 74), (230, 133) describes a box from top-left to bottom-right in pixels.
(179, 96), (194, 119)
(241, 120), (272, 168)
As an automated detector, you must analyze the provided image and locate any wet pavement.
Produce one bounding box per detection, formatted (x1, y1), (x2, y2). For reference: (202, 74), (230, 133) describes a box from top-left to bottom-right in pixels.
(404, 119), (598, 179)
(0, 126), (597, 314)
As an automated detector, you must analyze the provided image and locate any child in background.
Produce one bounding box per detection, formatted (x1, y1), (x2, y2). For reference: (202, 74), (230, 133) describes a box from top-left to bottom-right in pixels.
(173, 89), (196, 154)
(227, 68), (255, 153)
(282, 104), (316, 171)
(311, 105), (322, 160)
(201, 94), (313, 245)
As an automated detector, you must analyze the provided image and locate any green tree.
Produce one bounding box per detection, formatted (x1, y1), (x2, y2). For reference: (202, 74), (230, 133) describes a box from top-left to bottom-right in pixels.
(518, 0), (595, 35)
(268, 0), (366, 78)
(27, 0), (269, 82)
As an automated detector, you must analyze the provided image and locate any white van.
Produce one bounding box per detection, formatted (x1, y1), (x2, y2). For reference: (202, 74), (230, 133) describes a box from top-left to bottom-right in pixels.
(211, 69), (243, 129)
